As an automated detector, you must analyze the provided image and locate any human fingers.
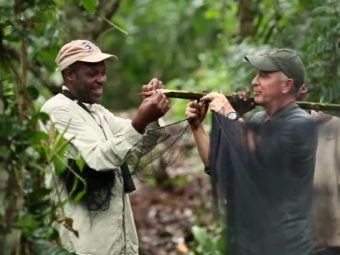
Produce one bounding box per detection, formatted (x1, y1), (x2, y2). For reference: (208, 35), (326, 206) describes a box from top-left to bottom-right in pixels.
(142, 78), (161, 93)
(154, 79), (164, 90)
(149, 78), (165, 90)
(238, 91), (248, 101)
(201, 92), (225, 102)
(158, 94), (170, 112)
(206, 95), (229, 111)
(232, 91), (247, 101)
(141, 84), (156, 98)
(148, 92), (169, 113)
(140, 91), (154, 98)
(142, 83), (152, 90)
(185, 107), (200, 119)
(202, 101), (209, 114)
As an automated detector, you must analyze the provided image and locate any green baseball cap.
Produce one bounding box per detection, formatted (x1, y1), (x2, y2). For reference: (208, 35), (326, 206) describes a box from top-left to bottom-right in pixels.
(244, 48), (306, 86)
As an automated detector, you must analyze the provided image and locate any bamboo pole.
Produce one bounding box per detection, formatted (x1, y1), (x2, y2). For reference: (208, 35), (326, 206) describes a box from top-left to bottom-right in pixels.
(158, 89), (340, 112)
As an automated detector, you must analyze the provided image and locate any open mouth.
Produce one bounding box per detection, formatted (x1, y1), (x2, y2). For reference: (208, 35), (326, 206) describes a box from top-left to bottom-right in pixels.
(94, 88), (103, 93)
(92, 88), (103, 97)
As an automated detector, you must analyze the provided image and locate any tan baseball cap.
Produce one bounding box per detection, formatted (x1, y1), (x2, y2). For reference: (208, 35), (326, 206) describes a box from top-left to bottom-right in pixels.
(55, 40), (118, 71)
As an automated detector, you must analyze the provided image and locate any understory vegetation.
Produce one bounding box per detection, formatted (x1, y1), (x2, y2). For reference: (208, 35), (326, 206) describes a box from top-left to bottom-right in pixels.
(0, 0), (339, 254)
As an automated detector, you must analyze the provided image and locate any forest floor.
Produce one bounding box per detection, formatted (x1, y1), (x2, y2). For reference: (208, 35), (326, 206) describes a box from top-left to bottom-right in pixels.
(130, 133), (215, 255)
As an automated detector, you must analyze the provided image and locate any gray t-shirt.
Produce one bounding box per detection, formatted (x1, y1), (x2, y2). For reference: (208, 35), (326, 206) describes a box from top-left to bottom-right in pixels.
(210, 104), (317, 255)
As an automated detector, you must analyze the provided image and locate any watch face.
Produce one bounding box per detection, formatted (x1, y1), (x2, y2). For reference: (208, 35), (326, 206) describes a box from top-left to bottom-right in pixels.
(227, 112), (238, 120)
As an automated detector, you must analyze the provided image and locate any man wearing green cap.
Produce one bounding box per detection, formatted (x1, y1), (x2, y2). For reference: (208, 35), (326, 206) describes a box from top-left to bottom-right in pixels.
(186, 48), (317, 255)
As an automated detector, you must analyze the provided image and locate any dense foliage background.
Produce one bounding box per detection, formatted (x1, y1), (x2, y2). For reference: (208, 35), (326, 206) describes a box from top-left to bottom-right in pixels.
(0, 0), (339, 254)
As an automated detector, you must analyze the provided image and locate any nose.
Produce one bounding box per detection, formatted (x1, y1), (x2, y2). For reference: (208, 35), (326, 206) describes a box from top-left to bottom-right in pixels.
(252, 74), (260, 87)
(97, 73), (107, 84)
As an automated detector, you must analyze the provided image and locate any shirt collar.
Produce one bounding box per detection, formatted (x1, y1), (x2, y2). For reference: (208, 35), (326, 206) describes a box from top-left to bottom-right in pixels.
(265, 103), (298, 123)
(61, 85), (95, 111)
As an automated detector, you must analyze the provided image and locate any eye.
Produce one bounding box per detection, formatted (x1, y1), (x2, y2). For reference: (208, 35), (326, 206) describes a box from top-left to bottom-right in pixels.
(87, 70), (97, 77)
(259, 72), (271, 78)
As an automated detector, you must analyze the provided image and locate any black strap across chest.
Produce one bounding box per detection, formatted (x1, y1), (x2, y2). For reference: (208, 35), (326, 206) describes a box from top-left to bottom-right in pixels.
(62, 89), (107, 139)
(61, 89), (136, 194)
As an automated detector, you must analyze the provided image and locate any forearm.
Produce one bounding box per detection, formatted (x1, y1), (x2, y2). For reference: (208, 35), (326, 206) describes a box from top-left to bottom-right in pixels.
(191, 124), (210, 168)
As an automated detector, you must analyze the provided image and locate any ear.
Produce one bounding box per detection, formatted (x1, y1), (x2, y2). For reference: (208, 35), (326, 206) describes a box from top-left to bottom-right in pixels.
(64, 68), (77, 83)
(282, 79), (294, 94)
(299, 84), (308, 94)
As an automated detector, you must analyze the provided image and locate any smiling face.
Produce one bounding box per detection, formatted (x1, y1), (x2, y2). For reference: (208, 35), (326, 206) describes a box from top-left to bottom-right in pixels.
(65, 61), (107, 104)
(251, 70), (292, 107)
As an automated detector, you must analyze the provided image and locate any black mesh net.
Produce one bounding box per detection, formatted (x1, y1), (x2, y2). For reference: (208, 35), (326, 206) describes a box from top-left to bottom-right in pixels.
(209, 106), (320, 255)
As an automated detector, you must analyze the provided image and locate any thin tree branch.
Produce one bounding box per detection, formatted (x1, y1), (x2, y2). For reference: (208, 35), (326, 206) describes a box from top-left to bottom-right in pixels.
(92, 0), (122, 41)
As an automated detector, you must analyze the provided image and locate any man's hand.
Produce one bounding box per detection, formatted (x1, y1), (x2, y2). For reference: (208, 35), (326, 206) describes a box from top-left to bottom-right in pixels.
(132, 92), (170, 133)
(186, 100), (208, 130)
(229, 90), (255, 115)
(201, 92), (235, 117)
(140, 78), (165, 98)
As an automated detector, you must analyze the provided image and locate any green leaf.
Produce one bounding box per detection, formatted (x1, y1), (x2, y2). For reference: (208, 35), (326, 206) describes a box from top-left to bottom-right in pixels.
(27, 86), (40, 100)
(73, 188), (86, 202)
(32, 226), (57, 239)
(53, 155), (68, 175)
(32, 239), (75, 255)
(75, 157), (85, 171)
(38, 112), (50, 124)
(80, 0), (97, 14)
(14, 214), (39, 235)
(0, 145), (11, 158)
(0, 116), (23, 137)
(25, 146), (41, 160)
(191, 225), (215, 252)
(22, 130), (48, 145)
(215, 229), (227, 253)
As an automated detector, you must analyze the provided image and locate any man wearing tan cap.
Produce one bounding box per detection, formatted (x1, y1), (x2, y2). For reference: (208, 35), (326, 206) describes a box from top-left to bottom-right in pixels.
(186, 48), (317, 255)
(41, 40), (170, 254)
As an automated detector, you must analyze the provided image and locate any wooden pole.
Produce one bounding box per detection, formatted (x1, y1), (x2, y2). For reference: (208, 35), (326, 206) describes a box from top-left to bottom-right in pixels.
(158, 89), (340, 112)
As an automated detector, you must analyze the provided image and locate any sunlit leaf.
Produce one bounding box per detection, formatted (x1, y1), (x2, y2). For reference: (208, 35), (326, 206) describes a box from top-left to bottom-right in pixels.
(75, 157), (85, 171)
(191, 225), (215, 251)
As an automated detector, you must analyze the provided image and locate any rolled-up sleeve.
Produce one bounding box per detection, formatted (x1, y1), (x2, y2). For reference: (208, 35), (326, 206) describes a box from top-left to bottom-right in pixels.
(103, 108), (164, 165)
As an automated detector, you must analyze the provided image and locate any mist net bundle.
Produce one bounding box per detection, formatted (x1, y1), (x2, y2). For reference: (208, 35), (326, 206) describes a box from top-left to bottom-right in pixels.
(130, 118), (191, 179)
(209, 105), (318, 255)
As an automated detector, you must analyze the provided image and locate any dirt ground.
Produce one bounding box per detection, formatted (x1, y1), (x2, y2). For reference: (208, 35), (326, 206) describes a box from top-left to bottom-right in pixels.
(130, 148), (214, 255)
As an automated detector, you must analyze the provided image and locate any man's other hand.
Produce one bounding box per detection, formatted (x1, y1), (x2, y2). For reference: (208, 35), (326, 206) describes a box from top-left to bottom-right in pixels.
(229, 90), (255, 115)
(140, 78), (165, 98)
(132, 92), (170, 133)
(186, 100), (208, 130)
(201, 92), (235, 117)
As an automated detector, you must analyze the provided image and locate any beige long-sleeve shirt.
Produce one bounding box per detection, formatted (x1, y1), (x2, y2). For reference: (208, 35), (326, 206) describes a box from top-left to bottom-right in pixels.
(311, 116), (340, 249)
(41, 92), (162, 255)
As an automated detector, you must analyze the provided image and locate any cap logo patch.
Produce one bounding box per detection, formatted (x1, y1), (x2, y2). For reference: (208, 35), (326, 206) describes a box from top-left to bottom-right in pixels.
(82, 41), (94, 51)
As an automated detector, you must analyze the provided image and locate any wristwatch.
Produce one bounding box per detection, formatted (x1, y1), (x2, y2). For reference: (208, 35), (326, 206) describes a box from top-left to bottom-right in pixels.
(226, 111), (239, 120)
